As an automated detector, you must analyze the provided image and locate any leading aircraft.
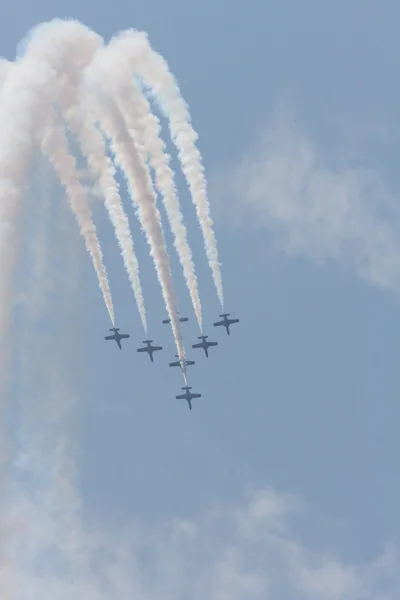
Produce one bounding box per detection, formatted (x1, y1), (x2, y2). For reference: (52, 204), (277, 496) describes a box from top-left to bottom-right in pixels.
(104, 328), (130, 350)
(169, 354), (195, 370)
(192, 335), (218, 358)
(162, 312), (189, 325)
(175, 386), (201, 410)
(213, 313), (240, 335)
(136, 340), (163, 362)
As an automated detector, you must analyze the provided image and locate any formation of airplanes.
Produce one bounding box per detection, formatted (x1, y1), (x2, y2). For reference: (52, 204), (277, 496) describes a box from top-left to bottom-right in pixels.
(104, 311), (239, 410)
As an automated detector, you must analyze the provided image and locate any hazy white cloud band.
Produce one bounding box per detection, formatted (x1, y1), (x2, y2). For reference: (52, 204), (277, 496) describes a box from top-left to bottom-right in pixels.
(3, 484), (400, 600)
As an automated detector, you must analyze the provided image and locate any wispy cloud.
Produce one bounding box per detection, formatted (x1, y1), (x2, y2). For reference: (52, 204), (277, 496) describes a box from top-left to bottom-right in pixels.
(222, 112), (400, 294)
(4, 485), (400, 599)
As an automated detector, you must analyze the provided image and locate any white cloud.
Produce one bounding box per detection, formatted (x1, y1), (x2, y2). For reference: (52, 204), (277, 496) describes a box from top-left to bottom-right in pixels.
(3, 484), (400, 600)
(223, 114), (400, 294)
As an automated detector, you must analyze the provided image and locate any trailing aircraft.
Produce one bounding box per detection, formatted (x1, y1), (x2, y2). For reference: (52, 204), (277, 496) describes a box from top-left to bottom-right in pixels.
(175, 386), (201, 410)
(104, 328), (130, 350)
(192, 335), (218, 358)
(169, 354), (195, 370)
(136, 340), (163, 362)
(213, 313), (239, 335)
(162, 312), (188, 325)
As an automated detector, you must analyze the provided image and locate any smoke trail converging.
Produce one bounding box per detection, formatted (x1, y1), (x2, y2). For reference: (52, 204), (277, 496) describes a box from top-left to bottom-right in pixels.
(31, 25), (147, 331)
(67, 105), (148, 332)
(41, 116), (115, 325)
(107, 30), (225, 309)
(87, 92), (186, 367)
(91, 42), (203, 332)
(0, 21), (117, 330)
(0, 18), (224, 346)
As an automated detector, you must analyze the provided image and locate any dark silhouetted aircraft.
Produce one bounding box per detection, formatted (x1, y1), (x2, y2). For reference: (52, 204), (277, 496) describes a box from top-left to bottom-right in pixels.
(137, 340), (163, 362)
(162, 312), (188, 325)
(104, 328), (130, 350)
(192, 335), (218, 358)
(169, 354), (195, 370)
(175, 386), (201, 410)
(213, 313), (239, 335)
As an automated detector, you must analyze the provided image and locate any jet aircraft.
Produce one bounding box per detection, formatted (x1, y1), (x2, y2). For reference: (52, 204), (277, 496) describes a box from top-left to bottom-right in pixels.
(175, 386), (201, 410)
(162, 313), (189, 325)
(137, 340), (163, 362)
(192, 335), (218, 358)
(104, 328), (130, 350)
(169, 354), (195, 369)
(213, 313), (239, 335)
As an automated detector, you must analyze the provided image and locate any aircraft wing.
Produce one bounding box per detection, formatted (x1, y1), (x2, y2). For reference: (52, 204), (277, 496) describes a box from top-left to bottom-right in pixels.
(137, 347), (148, 353)
(213, 320), (224, 327)
(153, 346), (162, 351)
(169, 361), (180, 367)
(175, 393), (187, 400)
(192, 342), (203, 349)
(104, 335), (115, 340)
(119, 334), (130, 340)
(162, 319), (171, 324)
(192, 393), (201, 399)
(209, 341), (218, 347)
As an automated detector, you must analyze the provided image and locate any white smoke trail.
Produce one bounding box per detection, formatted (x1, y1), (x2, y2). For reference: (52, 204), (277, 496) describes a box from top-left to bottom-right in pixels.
(0, 32), (87, 598)
(0, 47), (61, 412)
(41, 117), (115, 325)
(23, 21), (116, 325)
(0, 58), (11, 89)
(13, 159), (55, 325)
(66, 105), (148, 332)
(93, 44), (203, 331)
(85, 90), (186, 368)
(35, 20), (147, 332)
(0, 21), (115, 383)
(8, 188), (91, 599)
(107, 30), (224, 309)
(119, 88), (203, 332)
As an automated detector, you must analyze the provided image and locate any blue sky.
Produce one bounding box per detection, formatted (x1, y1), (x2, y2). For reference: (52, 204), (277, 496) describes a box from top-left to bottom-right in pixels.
(2, 1), (400, 598)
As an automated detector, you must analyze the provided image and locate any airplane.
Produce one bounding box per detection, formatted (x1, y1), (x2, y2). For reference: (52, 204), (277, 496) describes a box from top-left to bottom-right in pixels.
(169, 354), (195, 369)
(136, 340), (163, 362)
(213, 313), (240, 335)
(104, 328), (130, 350)
(192, 335), (218, 358)
(162, 313), (189, 325)
(175, 386), (201, 410)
